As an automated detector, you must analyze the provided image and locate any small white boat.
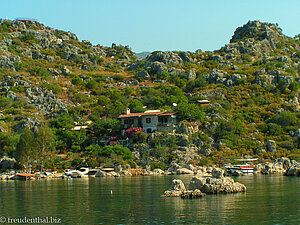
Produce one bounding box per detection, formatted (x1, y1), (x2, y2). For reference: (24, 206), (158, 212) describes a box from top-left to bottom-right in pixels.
(64, 168), (89, 176)
(225, 158), (258, 175)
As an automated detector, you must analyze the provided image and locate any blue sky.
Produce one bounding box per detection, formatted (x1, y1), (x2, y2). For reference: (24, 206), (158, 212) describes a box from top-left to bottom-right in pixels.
(1, 0), (299, 53)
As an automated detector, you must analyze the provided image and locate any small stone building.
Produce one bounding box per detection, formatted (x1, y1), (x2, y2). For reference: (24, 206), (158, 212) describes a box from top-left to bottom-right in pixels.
(118, 109), (176, 135)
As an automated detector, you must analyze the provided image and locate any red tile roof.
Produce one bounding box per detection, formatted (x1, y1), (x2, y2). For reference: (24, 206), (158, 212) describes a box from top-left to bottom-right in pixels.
(118, 111), (175, 118)
(158, 112), (176, 116)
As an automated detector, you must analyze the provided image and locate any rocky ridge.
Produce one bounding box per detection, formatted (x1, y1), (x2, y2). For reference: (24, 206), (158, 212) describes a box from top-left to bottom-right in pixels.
(0, 19), (299, 171)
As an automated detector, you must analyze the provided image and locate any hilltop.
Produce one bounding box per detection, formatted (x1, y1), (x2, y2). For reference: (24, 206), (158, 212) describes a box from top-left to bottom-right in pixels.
(0, 19), (299, 172)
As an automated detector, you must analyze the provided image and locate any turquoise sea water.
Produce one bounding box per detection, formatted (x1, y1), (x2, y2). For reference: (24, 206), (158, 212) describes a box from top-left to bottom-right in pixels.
(0, 175), (299, 224)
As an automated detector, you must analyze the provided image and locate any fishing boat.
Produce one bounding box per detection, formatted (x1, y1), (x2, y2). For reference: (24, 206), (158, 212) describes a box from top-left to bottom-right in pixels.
(225, 158), (258, 175)
(16, 173), (39, 180)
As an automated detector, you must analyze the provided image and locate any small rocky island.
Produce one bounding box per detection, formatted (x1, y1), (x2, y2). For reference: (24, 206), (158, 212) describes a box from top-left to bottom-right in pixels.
(161, 168), (246, 199)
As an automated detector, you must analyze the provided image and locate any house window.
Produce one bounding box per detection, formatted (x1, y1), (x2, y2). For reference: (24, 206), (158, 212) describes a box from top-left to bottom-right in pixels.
(138, 119), (142, 126)
(124, 119), (128, 124)
(146, 118), (151, 123)
(129, 119), (134, 124)
(158, 117), (168, 123)
(146, 128), (152, 133)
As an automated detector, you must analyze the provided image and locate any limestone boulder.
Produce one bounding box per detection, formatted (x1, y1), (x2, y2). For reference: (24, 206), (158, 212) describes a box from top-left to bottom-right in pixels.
(181, 189), (206, 199)
(95, 170), (107, 177)
(161, 179), (186, 197)
(176, 168), (194, 175)
(185, 69), (196, 80)
(212, 167), (224, 178)
(188, 175), (246, 194)
(285, 165), (300, 176)
(135, 71), (150, 80)
(153, 168), (164, 175)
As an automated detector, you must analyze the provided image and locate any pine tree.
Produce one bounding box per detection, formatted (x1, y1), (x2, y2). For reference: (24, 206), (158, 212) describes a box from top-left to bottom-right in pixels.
(15, 127), (36, 173)
(35, 125), (56, 172)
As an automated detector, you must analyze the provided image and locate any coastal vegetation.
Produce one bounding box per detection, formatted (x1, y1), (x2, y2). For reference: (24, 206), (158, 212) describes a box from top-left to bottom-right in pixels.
(0, 19), (300, 172)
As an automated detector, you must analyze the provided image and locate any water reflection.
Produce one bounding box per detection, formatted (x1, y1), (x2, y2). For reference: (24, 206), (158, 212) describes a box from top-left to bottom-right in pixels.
(0, 175), (300, 224)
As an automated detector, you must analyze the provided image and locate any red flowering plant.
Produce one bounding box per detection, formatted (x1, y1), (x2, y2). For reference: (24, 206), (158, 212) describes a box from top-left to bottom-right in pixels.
(107, 136), (120, 146)
(125, 125), (147, 143)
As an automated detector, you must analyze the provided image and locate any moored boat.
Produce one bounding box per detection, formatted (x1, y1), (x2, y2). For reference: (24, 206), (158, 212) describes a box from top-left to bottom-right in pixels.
(16, 173), (39, 180)
(225, 158), (258, 175)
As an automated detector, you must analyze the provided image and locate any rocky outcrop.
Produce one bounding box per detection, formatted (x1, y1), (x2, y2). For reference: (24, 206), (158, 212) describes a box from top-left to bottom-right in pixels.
(230, 21), (286, 43)
(176, 122), (199, 135)
(26, 87), (72, 113)
(13, 117), (42, 133)
(254, 157), (300, 176)
(0, 75), (73, 114)
(211, 167), (224, 178)
(0, 52), (21, 70)
(223, 20), (289, 56)
(161, 179), (186, 197)
(152, 168), (165, 175)
(161, 179), (206, 199)
(135, 71), (150, 80)
(176, 168), (194, 175)
(206, 69), (227, 84)
(146, 51), (183, 66)
(188, 175), (246, 194)
(254, 70), (293, 87)
(185, 69), (196, 80)
(180, 189), (206, 199)
(0, 156), (16, 170)
(161, 168), (246, 198)
(285, 164), (300, 176)
(203, 69), (248, 87)
(0, 19), (135, 73)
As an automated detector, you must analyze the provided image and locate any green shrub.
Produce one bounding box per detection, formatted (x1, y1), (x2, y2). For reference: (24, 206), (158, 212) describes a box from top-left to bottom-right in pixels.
(288, 82), (299, 92)
(14, 62), (25, 71)
(97, 96), (108, 106)
(10, 86), (25, 93)
(72, 157), (83, 166)
(45, 83), (62, 94)
(86, 79), (98, 90)
(176, 102), (205, 122)
(71, 76), (83, 85)
(20, 33), (36, 43)
(73, 93), (89, 103)
(0, 97), (13, 110)
(157, 71), (169, 80)
(260, 123), (283, 136)
(150, 161), (167, 170)
(29, 67), (51, 78)
(99, 145), (132, 160)
(89, 55), (104, 65)
(271, 111), (297, 127)
(105, 64), (121, 73)
(113, 75), (125, 82)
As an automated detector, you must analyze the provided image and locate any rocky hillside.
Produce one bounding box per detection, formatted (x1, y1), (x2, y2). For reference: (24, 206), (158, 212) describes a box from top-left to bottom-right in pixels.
(0, 19), (299, 171)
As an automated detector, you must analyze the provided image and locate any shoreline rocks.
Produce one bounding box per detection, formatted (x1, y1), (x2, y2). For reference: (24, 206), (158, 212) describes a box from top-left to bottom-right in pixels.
(161, 168), (246, 199)
(254, 157), (300, 176)
(188, 176), (246, 194)
(161, 179), (186, 197)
